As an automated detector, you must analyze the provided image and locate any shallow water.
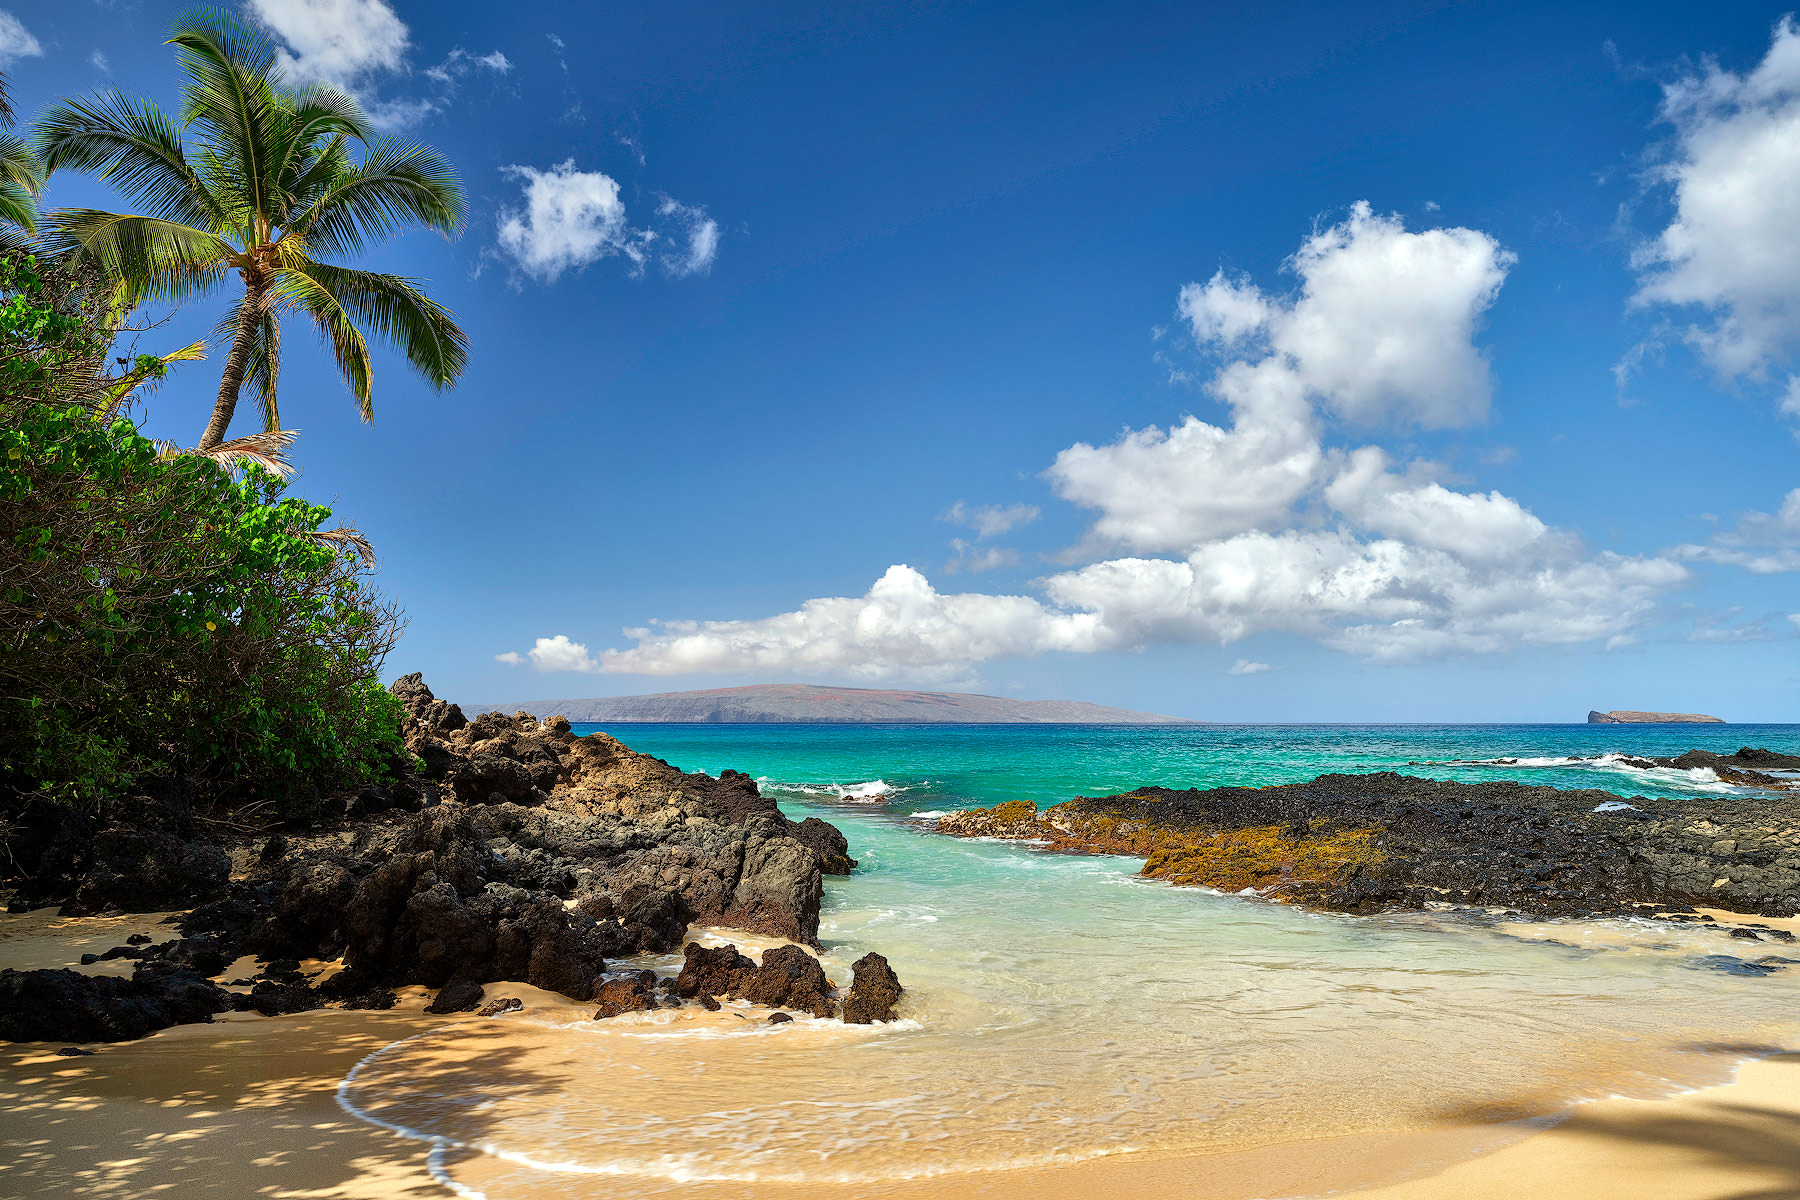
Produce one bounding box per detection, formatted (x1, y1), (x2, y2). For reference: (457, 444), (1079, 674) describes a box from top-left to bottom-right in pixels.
(341, 723), (1800, 1197)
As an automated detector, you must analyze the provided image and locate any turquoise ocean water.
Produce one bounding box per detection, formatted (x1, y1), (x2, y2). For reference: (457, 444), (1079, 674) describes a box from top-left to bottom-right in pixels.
(344, 723), (1800, 1199)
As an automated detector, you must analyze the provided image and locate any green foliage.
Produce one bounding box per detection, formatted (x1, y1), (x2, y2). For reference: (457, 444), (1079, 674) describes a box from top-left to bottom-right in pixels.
(0, 254), (404, 810)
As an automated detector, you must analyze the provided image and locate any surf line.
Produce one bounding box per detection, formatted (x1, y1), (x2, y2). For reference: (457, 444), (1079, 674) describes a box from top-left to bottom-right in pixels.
(335, 1026), (495, 1200)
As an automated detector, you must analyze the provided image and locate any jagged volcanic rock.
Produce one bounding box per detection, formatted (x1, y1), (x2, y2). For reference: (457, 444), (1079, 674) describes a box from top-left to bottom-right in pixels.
(938, 771), (1800, 919)
(843, 952), (904, 1024)
(0, 964), (233, 1042)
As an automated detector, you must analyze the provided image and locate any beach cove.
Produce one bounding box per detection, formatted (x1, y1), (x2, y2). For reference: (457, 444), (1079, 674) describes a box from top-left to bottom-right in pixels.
(8, 720), (1800, 1199)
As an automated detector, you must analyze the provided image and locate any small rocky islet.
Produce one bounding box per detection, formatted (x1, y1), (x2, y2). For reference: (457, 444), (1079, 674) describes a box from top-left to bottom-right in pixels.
(935, 765), (1800, 928)
(0, 674), (900, 1043)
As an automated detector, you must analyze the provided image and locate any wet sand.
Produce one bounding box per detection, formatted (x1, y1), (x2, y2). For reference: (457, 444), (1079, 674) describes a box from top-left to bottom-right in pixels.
(3, 908), (1798, 1200)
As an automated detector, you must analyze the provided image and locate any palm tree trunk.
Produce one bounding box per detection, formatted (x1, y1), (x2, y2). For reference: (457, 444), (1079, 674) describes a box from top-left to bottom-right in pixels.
(198, 280), (267, 450)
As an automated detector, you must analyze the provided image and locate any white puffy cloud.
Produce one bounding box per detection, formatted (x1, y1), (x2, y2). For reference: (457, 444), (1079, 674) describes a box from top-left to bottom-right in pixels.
(522, 206), (1691, 680)
(496, 161), (645, 283)
(582, 566), (1108, 682)
(524, 634), (599, 672)
(1180, 203), (1513, 429)
(493, 163), (721, 284)
(1178, 271), (1270, 348)
(1632, 17), (1800, 380)
(1674, 487), (1800, 573)
(943, 501), (1040, 539)
(0, 10), (42, 67)
(1227, 659), (1272, 675)
(249, 0), (409, 90)
(493, 651), (524, 665)
(1322, 446), (1556, 564)
(1049, 360), (1322, 552)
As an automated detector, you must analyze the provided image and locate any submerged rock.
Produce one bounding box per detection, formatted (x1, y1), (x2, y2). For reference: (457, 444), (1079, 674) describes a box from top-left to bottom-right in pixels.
(476, 996), (523, 1017)
(592, 971), (660, 1019)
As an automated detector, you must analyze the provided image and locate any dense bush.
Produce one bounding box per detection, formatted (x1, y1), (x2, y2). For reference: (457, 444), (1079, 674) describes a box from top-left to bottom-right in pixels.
(0, 253), (405, 810)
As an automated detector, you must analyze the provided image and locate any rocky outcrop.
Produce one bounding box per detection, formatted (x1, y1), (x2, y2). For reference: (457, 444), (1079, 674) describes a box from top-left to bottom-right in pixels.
(671, 940), (869, 1020)
(1588, 710), (1724, 724)
(843, 952), (904, 1024)
(1607, 747), (1800, 790)
(0, 676), (883, 1042)
(739, 944), (835, 1018)
(939, 772), (1800, 919)
(0, 964), (233, 1042)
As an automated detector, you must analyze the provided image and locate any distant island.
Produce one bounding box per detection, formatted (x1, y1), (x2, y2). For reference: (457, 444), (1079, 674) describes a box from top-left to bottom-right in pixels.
(492, 684), (1198, 724)
(1587, 710), (1725, 724)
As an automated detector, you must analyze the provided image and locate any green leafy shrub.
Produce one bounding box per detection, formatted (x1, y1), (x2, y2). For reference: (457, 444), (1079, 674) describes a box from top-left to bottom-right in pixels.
(0, 254), (405, 811)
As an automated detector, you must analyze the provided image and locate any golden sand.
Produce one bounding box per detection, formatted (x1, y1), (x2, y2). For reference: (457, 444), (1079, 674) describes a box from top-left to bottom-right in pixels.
(2, 908), (1797, 1200)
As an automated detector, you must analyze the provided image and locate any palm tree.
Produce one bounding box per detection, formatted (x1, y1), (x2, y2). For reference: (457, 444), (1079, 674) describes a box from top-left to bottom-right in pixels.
(34, 7), (468, 449)
(0, 71), (45, 236)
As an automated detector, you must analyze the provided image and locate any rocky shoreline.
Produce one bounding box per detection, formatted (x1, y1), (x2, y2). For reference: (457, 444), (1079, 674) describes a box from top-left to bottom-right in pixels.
(0, 675), (900, 1043)
(937, 765), (1800, 923)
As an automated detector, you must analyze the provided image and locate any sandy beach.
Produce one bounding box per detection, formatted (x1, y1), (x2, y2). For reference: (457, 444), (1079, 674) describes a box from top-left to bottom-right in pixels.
(4, 907), (1799, 1200)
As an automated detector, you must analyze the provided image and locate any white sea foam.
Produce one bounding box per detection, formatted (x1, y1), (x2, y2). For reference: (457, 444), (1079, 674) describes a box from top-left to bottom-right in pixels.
(1593, 801), (1640, 813)
(767, 778), (906, 803)
(1429, 753), (1739, 793)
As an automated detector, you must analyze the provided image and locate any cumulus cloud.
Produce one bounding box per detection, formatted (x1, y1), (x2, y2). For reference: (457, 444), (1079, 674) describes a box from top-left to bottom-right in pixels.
(523, 566), (1106, 682)
(1050, 360), (1320, 552)
(1179, 203), (1513, 429)
(248, 0), (508, 129)
(516, 207), (1687, 679)
(0, 10), (42, 67)
(493, 162), (721, 284)
(524, 635), (598, 672)
(494, 651), (524, 665)
(1227, 659), (1272, 675)
(496, 160), (644, 283)
(248, 0), (409, 91)
(1631, 17), (1800, 382)
(1673, 487), (1800, 573)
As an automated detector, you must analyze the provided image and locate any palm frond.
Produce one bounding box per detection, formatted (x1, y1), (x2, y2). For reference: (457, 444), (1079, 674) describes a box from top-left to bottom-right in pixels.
(156, 427), (299, 478)
(45, 209), (232, 304)
(308, 526), (376, 566)
(283, 261), (468, 391)
(100, 338), (208, 416)
(0, 131), (42, 231)
(270, 264), (372, 417)
(286, 139), (465, 257)
(33, 91), (219, 228)
(168, 8), (283, 238)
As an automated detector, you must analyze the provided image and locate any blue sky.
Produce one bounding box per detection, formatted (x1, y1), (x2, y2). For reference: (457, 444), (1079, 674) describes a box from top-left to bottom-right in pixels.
(7, 0), (1800, 720)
